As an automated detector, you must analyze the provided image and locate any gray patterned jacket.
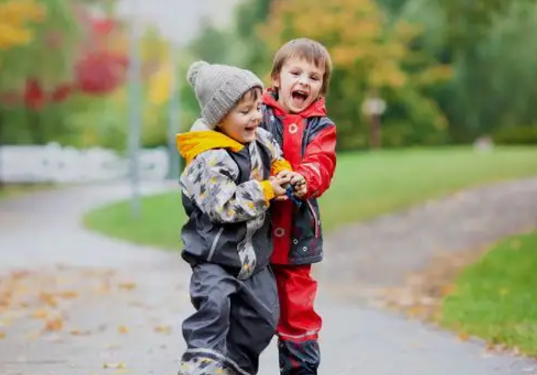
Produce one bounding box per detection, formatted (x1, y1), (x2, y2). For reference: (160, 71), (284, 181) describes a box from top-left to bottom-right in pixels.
(177, 119), (291, 279)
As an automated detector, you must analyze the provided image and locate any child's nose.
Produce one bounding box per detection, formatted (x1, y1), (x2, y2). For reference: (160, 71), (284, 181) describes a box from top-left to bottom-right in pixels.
(252, 110), (262, 123)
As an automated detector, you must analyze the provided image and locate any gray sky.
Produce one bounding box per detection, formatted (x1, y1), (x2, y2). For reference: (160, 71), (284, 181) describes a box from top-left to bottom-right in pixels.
(116, 0), (243, 45)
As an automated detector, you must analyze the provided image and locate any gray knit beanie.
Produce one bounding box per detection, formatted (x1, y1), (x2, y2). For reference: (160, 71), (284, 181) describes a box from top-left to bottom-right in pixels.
(187, 60), (264, 127)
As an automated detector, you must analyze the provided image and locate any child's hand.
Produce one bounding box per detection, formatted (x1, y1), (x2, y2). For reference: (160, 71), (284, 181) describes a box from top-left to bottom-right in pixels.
(290, 173), (307, 198)
(271, 171), (292, 201)
(275, 170), (293, 181)
(270, 175), (290, 199)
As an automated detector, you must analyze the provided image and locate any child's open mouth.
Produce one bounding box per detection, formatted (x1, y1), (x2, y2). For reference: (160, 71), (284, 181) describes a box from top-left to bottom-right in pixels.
(244, 124), (257, 133)
(291, 89), (309, 106)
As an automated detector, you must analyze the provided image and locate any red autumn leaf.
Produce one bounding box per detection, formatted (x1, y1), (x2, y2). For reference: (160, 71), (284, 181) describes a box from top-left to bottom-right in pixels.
(24, 79), (46, 110)
(51, 84), (73, 103)
(75, 51), (127, 95)
(92, 18), (116, 36)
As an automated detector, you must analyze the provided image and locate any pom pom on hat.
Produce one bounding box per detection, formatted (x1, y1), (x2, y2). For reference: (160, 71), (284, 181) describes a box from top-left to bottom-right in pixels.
(187, 60), (209, 87)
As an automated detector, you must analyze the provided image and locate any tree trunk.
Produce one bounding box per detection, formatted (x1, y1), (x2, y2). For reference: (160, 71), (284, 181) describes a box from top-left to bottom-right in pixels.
(370, 113), (382, 149)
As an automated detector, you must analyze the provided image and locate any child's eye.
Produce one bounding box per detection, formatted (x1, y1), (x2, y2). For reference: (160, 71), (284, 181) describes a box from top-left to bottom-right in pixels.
(311, 75), (320, 81)
(290, 71), (300, 76)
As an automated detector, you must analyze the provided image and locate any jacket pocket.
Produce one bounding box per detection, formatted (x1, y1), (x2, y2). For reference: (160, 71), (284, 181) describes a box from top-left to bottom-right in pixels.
(305, 200), (320, 238)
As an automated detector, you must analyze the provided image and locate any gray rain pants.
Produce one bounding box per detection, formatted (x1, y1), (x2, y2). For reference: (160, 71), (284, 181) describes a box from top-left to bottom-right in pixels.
(179, 263), (279, 375)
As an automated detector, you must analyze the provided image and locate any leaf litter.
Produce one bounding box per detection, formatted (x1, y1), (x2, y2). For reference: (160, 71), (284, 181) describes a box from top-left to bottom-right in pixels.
(0, 265), (142, 339)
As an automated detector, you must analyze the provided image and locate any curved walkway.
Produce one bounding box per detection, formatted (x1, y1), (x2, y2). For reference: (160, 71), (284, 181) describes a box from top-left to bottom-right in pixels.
(0, 179), (536, 375)
(320, 177), (537, 299)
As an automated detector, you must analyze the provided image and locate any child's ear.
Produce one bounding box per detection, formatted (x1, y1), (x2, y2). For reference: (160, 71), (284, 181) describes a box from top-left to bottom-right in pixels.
(270, 73), (280, 89)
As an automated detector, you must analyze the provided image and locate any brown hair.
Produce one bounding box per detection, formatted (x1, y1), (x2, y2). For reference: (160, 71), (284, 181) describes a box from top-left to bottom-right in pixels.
(239, 86), (263, 104)
(270, 38), (333, 95)
(218, 86), (262, 128)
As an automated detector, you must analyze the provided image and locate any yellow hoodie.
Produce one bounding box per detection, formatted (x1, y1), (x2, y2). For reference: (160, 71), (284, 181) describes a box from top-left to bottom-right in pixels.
(176, 120), (292, 205)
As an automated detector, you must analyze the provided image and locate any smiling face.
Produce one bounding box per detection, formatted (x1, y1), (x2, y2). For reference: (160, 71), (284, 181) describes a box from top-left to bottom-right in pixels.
(217, 88), (262, 144)
(272, 57), (325, 114)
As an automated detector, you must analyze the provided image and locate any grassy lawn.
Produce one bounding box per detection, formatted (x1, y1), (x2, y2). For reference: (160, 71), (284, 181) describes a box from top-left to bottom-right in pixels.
(83, 146), (537, 250)
(440, 230), (537, 356)
(0, 183), (55, 200)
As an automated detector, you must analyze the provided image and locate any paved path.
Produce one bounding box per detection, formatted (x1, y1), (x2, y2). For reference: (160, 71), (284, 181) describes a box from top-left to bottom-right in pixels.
(1, 180), (536, 375)
(320, 177), (537, 300)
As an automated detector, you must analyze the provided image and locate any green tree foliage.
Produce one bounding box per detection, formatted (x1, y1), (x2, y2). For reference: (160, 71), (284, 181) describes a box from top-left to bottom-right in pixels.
(4, 0), (537, 152)
(401, 0), (537, 142)
(0, 0), (80, 91)
(257, 0), (451, 150)
(233, 0), (274, 72)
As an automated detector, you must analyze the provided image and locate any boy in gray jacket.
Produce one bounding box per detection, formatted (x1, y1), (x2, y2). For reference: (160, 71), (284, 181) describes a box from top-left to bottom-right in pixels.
(176, 61), (295, 375)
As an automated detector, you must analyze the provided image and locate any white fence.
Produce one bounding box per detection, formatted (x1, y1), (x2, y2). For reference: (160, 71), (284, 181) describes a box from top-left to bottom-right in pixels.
(0, 143), (170, 183)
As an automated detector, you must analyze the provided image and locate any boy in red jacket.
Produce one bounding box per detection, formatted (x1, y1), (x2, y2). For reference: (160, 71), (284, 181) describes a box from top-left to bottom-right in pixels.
(261, 38), (337, 375)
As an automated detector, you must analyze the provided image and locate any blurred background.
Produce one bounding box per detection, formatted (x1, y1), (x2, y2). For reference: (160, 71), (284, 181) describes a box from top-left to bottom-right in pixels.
(0, 0), (536, 190)
(1, 1), (537, 367)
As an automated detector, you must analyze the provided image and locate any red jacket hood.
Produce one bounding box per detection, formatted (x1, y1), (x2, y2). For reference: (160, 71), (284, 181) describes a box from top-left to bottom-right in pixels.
(262, 89), (327, 118)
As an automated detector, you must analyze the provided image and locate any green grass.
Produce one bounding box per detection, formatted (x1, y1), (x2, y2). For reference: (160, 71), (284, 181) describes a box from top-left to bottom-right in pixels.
(0, 183), (55, 200)
(440, 230), (537, 356)
(84, 146), (537, 250)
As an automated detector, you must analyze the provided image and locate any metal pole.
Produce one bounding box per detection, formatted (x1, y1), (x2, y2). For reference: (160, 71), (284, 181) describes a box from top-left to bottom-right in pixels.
(371, 113), (381, 149)
(167, 42), (181, 179)
(0, 111), (3, 188)
(127, 0), (142, 217)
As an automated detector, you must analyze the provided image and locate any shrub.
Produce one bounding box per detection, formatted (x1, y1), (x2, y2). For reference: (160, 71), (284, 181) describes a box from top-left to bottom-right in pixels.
(492, 125), (537, 145)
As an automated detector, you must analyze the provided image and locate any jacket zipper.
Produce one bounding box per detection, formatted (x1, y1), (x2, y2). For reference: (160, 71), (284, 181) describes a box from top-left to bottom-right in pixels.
(306, 200), (320, 238)
(207, 227), (224, 261)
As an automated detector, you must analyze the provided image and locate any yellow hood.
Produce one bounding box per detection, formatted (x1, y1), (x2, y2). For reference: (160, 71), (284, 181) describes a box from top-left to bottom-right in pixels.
(176, 119), (244, 165)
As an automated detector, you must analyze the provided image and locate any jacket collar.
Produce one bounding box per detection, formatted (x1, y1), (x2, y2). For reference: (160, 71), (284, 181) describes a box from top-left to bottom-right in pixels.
(176, 119), (244, 165)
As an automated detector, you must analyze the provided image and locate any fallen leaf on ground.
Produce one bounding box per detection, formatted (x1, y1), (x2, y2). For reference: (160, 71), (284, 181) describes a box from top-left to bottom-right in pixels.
(58, 290), (79, 299)
(0, 331), (5, 339)
(31, 308), (49, 319)
(406, 306), (426, 318)
(118, 282), (136, 291)
(0, 294), (12, 308)
(11, 271), (30, 279)
(69, 329), (91, 336)
(103, 362), (126, 369)
(94, 284), (111, 294)
(118, 325), (129, 334)
(440, 284), (455, 296)
(457, 332), (469, 341)
(26, 331), (41, 340)
(39, 292), (58, 308)
(44, 317), (63, 331)
(373, 247), (487, 322)
(154, 325), (172, 334)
